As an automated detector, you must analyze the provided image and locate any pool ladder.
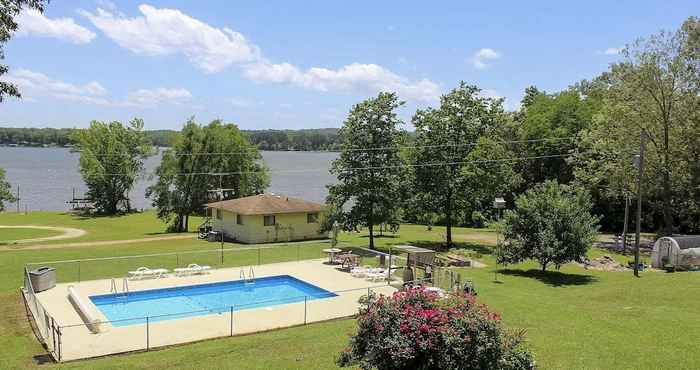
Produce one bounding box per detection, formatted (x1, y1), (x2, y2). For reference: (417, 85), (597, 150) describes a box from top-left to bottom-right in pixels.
(240, 267), (255, 284)
(109, 278), (130, 294)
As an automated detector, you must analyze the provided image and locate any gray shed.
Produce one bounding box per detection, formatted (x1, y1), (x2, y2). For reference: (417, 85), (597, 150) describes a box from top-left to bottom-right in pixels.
(651, 236), (700, 269)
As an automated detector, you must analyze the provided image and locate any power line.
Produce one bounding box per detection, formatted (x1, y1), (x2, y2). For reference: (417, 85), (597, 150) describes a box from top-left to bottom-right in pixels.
(77, 136), (578, 157)
(94, 152), (584, 177)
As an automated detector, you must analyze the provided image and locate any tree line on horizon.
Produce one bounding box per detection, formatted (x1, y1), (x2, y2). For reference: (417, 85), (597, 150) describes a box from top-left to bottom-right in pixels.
(0, 126), (344, 151)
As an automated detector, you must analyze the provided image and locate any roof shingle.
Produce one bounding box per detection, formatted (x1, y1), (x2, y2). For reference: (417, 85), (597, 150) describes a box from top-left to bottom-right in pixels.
(206, 193), (324, 215)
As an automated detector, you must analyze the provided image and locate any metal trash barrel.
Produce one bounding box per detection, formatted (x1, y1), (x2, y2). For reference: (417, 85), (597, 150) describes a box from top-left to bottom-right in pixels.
(29, 267), (56, 292)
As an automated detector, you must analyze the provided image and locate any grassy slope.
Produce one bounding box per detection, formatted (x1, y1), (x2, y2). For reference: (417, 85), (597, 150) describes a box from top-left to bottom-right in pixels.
(0, 228), (62, 242)
(1, 213), (699, 369)
(0, 211), (203, 244)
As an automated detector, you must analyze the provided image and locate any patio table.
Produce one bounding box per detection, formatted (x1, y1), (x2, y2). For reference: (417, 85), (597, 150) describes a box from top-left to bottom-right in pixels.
(322, 248), (343, 264)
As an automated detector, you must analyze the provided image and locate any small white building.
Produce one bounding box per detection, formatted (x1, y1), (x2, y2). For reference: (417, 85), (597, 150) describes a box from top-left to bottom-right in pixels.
(206, 193), (326, 244)
(651, 236), (700, 269)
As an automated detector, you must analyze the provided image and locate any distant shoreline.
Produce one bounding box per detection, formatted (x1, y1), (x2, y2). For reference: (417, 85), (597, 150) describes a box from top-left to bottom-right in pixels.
(0, 144), (339, 153)
(0, 126), (342, 151)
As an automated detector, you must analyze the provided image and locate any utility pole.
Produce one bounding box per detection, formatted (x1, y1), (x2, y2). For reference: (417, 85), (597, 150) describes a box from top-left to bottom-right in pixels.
(633, 131), (646, 277)
(493, 197), (506, 282)
(621, 195), (630, 254)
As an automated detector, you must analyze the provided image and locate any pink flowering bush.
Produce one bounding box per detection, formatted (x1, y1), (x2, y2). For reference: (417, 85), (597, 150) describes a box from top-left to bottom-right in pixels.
(337, 288), (535, 370)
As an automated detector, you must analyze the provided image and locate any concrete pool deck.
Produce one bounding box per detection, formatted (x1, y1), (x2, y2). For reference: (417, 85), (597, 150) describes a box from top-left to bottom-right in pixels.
(33, 259), (398, 361)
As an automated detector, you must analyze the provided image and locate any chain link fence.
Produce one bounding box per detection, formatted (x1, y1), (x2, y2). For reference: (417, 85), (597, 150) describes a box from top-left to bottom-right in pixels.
(23, 242), (469, 362)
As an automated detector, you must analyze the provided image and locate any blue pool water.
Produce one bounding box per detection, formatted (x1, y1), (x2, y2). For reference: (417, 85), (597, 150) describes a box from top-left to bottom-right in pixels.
(90, 275), (337, 327)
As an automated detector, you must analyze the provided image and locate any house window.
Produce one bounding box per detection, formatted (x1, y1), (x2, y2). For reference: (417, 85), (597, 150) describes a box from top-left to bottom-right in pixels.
(264, 215), (276, 226)
(215, 209), (222, 220)
(307, 213), (318, 223)
(236, 214), (243, 225)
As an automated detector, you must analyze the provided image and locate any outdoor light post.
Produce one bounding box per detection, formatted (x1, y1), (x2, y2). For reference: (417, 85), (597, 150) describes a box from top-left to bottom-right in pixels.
(331, 221), (339, 247)
(493, 197), (506, 282)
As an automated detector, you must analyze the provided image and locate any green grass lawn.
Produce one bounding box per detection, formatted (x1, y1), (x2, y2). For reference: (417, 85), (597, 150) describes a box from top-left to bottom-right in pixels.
(1, 216), (699, 369)
(454, 259), (700, 369)
(0, 211), (203, 244)
(0, 227), (62, 242)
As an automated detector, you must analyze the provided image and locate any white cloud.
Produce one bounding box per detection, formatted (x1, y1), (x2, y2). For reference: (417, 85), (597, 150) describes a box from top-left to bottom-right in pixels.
(603, 47), (622, 55)
(16, 9), (96, 44)
(470, 48), (501, 69)
(6, 69), (108, 103)
(96, 0), (121, 15)
(82, 4), (440, 103)
(244, 61), (441, 103)
(125, 87), (192, 106)
(6, 68), (191, 107)
(79, 4), (259, 73)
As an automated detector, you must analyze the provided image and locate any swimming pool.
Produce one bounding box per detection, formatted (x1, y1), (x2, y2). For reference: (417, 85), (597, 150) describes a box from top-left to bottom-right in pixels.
(90, 275), (337, 327)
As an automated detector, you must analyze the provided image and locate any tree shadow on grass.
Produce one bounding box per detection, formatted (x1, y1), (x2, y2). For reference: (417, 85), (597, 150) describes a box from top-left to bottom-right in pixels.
(407, 240), (494, 255)
(344, 247), (381, 258)
(68, 211), (137, 221)
(499, 268), (598, 287)
(144, 231), (182, 236)
(360, 234), (399, 239)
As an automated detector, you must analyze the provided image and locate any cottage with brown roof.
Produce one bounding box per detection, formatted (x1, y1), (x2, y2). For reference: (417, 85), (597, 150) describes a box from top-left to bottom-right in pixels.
(206, 193), (326, 244)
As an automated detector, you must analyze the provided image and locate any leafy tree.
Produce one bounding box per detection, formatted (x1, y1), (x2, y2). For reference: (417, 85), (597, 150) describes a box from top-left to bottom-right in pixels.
(517, 86), (546, 117)
(147, 119), (269, 232)
(461, 136), (522, 225)
(498, 180), (599, 271)
(72, 119), (153, 214)
(337, 288), (535, 370)
(515, 88), (602, 189)
(411, 82), (506, 247)
(575, 16), (700, 233)
(1, 0), (48, 102)
(0, 167), (17, 211)
(326, 92), (406, 250)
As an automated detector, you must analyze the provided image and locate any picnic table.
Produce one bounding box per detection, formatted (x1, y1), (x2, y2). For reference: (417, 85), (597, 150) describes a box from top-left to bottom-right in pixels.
(322, 248), (343, 264)
(337, 253), (361, 270)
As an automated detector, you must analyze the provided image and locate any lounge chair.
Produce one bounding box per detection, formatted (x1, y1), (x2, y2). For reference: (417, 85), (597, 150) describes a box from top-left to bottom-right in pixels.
(174, 263), (212, 277)
(350, 266), (369, 278)
(366, 269), (387, 282)
(128, 267), (169, 280)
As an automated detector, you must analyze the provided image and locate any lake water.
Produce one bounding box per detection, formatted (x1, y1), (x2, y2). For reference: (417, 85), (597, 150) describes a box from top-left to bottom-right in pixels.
(0, 147), (337, 211)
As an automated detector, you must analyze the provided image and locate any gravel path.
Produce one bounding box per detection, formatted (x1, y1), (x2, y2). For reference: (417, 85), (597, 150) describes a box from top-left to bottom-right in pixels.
(0, 226), (195, 250)
(0, 225), (86, 244)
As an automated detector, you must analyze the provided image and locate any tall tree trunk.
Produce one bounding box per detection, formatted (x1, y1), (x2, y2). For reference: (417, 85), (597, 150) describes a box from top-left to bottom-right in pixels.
(662, 121), (673, 235)
(368, 203), (375, 250)
(176, 214), (184, 232)
(445, 189), (453, 250)
(184, 214), (189, 232)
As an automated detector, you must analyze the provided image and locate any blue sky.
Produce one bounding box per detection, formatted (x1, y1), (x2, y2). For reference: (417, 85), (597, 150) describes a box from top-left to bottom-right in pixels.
(1, 1), (696, 130)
